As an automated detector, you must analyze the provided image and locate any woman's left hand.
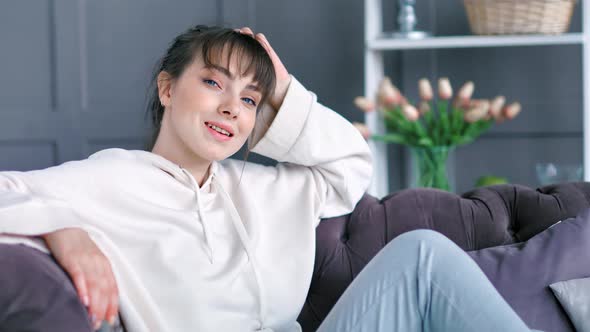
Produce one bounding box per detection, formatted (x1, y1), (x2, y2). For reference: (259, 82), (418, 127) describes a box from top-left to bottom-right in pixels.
(236, 27), (291, 110)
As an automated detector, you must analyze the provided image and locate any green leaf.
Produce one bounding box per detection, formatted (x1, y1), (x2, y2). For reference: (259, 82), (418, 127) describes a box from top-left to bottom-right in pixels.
(413, 121), (429, 140)
(437, 101), (449, 145)
(456, 136), (474, 146)
(468, 119), (493, 139)
(371, 133), (410, 145)
(475, 175), (509, 187)
(376, 100), (494, 149)
(450, 134), (463, 145)
(451, 107), (464, 135)
(417, 137), (433, 146)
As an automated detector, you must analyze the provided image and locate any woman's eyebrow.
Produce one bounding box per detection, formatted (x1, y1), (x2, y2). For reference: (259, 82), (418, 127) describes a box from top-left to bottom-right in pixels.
(206, 64), (234, 79)
(245, 84), (261, 93)
(205, 65), (261, 92)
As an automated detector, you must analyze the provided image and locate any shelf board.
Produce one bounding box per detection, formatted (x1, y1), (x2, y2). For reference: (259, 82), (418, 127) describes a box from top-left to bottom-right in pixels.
(368, 33), (585, 51)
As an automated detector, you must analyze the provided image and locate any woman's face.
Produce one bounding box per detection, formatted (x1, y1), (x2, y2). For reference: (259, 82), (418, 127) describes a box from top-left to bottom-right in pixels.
(157, 53), (262, 163)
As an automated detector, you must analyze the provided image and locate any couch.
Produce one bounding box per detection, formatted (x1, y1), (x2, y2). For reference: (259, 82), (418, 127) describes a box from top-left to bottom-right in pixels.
(1, 182), (589, 331)
(297, 182), (590, 332)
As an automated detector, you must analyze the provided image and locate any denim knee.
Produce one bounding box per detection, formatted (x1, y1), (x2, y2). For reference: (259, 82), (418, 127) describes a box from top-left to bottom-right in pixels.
(395, 229), (451, 246)
(380, 229), (457, 259)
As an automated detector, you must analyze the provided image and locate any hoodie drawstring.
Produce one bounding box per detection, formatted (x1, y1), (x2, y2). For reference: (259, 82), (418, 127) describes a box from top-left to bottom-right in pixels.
(179, 167), (268, 329)
(181, 168), (215, 264)
(214, 178), (267, 329)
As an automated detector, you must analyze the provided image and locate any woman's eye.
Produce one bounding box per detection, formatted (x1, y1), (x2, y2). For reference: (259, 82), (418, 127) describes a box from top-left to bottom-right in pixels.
(242, 98), (257, 107)
(203, 79), (220, 88)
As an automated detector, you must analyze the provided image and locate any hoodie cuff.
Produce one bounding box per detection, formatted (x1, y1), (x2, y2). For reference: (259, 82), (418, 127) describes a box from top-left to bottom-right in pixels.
(250, 76), (313, 161)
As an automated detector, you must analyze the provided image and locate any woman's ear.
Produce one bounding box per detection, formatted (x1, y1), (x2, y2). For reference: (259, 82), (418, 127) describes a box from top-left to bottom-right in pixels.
(157, 71), (173, 107)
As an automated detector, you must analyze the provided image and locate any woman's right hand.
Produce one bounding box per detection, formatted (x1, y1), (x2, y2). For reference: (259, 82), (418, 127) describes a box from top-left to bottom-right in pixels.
(42, 228), (119, 330)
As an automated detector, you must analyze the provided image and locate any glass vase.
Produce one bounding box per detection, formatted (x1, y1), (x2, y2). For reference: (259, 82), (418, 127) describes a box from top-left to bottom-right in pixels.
(409, 145), (454, 191)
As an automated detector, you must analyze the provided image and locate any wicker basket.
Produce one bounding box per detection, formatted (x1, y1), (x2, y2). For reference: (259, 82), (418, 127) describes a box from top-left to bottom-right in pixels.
(463, 0), (577, 35)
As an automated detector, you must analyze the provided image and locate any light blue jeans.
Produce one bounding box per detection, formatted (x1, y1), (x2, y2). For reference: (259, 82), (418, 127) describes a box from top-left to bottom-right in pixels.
(316, 230), (539, 332)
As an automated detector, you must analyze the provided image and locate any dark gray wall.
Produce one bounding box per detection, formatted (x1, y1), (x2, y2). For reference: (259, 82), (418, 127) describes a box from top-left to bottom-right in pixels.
(0, 0), (365, 170)
(0, 0), (221, 169)
(0, 0), (583, 195)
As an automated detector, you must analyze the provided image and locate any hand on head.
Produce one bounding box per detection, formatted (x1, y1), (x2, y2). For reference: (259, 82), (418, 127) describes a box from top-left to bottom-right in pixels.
(235, 27), (291, 110)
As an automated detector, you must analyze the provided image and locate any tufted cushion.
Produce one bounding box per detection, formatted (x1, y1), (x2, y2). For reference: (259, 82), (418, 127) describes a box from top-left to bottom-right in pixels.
(297, 182), (590, 332)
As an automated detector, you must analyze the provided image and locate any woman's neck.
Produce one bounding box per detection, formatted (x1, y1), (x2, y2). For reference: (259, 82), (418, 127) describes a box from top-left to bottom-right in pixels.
(151, 134), (211, 187)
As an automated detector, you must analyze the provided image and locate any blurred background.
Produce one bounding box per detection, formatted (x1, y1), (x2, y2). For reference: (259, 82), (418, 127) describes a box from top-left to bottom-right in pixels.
(0, 0), (583, 195)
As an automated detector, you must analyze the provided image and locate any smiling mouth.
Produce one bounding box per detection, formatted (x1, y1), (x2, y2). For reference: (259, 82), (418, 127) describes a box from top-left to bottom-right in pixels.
(205, 122), (233, 137)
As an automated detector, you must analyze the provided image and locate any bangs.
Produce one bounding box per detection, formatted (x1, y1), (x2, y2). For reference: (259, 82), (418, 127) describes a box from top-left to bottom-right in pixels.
(200, 31), (276, 106)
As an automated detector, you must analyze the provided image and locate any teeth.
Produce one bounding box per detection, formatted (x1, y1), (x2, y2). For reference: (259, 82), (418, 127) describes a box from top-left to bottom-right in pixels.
(207, 123), (231, 136)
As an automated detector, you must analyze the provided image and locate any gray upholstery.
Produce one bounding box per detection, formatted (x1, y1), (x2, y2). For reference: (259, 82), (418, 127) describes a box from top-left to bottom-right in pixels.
(550, 277), (590, 332)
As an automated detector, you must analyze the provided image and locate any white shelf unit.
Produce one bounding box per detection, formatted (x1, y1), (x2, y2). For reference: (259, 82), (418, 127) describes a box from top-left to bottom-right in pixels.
(364, 0), (590, 198)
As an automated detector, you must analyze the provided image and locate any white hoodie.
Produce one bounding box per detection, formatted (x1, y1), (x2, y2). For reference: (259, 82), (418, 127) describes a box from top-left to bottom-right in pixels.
(0, 76), (372, 332)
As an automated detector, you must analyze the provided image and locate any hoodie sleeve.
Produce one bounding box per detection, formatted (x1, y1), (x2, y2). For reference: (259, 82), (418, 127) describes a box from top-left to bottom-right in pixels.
(0, 161), (94, 238)
(248, 75), (373, 219)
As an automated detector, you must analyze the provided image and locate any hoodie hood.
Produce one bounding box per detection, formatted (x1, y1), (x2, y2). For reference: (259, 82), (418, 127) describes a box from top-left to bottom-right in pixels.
(127, 150), (266, 318)
(130, 150), (218, 190)
(127, 150), (256, 269)
(129, 150), (221, 262)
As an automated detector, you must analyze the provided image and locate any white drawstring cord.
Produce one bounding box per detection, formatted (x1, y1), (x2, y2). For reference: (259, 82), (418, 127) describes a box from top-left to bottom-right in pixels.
(181, 168), (215, 264)
(178, 166), (268, 328)
(214, 180), (268, 329)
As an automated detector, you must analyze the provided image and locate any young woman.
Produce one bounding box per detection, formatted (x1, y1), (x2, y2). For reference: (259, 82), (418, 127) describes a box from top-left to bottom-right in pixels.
(0, 25), (536, 332)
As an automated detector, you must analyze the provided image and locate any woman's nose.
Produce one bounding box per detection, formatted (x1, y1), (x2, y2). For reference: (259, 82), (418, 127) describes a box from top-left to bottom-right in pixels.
(218, 97), (241, 118)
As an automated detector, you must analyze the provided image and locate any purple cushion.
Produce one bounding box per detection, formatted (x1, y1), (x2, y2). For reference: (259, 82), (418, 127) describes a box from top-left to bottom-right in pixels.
(468, 208), (590, 332)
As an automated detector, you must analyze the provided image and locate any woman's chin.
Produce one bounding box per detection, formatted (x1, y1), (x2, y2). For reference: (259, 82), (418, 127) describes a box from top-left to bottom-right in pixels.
(201, 149), (237, 162)
(194, 141), (245, 162)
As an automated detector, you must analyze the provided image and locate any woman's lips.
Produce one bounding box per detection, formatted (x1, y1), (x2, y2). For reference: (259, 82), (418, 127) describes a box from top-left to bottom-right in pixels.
(205, 121), (234, 136)
(205, 123), (232, 142)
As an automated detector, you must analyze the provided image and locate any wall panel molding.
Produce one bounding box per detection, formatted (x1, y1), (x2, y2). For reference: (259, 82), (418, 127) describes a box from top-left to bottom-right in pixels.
(0, 140), (58, 171)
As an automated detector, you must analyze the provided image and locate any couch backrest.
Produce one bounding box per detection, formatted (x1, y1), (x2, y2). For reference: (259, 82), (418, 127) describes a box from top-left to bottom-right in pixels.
(297, 182), (590, 331)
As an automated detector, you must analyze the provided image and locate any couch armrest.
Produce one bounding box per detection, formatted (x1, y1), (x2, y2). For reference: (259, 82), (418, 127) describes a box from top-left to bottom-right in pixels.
(0, 243), (125, 332)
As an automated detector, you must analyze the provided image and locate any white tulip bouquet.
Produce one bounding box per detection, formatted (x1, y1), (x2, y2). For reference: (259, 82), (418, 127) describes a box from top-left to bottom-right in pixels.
(352, 77), (522, 190)
(353, 77), (521, 147)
